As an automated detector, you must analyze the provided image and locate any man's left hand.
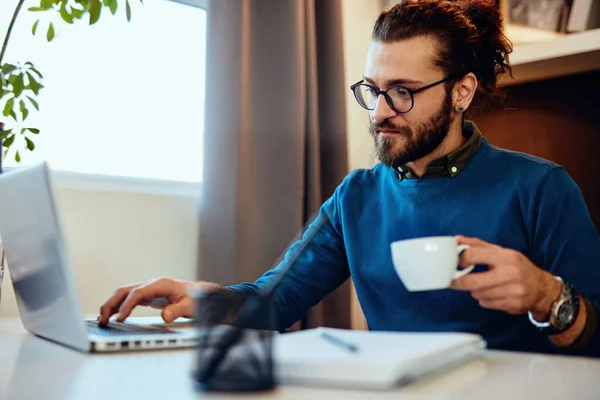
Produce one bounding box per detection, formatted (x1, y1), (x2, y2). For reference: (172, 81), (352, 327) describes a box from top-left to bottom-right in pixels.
(451, 235), (562, 321)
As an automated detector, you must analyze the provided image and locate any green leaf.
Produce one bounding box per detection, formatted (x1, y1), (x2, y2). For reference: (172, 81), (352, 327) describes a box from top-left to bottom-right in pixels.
(15, 150), (21, 163)
(28, 76), (41, 95)
(3, 98), (14, 117)
(9, 110), (17, 121)
(32, 20), (39, 35)
(60, 4), (74, 23)
(71, 7), (84, 19)
(0, 129), (11, 139)
(19, 100), (29, 121)
(26, 72), (37, 87)
(27, 128), (40, 134)
(19, 100), (29, 120)
(89, 0), (102, 24)
(40, 0), (54, 9)
(109, 0), (117, 15)
(25, 137), (35, 151)
(26, 96), (40, 110)
(13, 74), (24, 97)
(1, 64), (17, 75)
(47, 23), (55, 42)
(27, 7), (44, 12)
(28, 67), (44, 79)
(126, 0), (131, 22)
(3, 135), (14, 147)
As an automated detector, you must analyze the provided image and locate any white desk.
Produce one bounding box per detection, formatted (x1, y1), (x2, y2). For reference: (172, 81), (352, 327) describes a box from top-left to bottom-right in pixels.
(1, 318), (600, 400)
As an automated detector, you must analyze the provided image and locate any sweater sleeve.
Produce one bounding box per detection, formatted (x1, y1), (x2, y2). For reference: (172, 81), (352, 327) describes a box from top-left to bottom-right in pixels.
(530, 167), (600, 357)
(226, 195), (350, 331)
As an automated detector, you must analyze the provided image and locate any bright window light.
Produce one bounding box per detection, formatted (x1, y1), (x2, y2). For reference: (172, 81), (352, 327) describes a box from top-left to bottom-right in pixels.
(0, 0), (206, 183)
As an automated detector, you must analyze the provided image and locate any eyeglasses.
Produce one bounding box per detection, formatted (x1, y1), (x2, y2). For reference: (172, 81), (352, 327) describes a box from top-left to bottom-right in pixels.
(350, 76), (455, 114)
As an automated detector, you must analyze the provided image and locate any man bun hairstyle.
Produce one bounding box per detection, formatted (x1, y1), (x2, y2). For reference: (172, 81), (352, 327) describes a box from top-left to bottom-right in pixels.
(372, 0), (513, 101)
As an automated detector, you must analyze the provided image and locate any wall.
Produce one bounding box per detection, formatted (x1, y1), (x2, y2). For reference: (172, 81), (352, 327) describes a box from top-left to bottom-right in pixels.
(342, 0), (382, 173)
(0, 186), (199, 318)
(341, 0), (383, 330)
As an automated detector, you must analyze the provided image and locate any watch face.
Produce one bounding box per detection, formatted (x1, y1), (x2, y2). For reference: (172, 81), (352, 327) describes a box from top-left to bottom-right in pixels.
(556, 303), (575, 328)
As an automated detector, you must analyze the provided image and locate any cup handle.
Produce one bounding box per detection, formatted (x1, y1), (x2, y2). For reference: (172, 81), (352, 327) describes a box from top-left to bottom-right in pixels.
(453, 244), (474, 279)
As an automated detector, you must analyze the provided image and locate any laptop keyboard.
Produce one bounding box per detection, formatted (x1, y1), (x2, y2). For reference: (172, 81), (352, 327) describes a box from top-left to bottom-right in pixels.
(86, 320), (176, 336)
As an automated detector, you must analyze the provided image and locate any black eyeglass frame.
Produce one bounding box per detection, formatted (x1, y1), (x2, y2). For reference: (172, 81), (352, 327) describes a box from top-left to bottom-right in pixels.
(350, 75), (456, 114)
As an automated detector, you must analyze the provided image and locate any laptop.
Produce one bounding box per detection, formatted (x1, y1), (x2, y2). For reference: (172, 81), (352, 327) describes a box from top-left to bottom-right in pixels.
(0, 162), (199, 353)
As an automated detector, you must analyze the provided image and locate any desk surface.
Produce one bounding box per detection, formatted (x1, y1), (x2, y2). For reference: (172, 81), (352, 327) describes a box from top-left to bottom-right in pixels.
(1, 318), (600, 400)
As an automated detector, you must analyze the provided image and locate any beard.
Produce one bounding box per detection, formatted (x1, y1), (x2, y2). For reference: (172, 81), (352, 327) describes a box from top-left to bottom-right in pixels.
(368, 92), (454, 169)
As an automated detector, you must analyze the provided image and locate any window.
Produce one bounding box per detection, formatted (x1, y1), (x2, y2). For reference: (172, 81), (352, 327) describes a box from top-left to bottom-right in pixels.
(1, 0), (206, 183)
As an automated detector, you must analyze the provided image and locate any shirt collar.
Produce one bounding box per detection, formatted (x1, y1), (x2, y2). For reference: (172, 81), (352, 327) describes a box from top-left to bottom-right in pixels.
(397, 120), (483, 180)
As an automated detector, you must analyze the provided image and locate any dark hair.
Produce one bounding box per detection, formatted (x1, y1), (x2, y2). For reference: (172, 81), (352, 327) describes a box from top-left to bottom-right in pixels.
(372, 0), (512, 101)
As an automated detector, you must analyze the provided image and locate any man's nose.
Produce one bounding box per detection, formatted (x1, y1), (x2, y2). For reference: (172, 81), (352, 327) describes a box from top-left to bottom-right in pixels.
(370, 94), (397, 123)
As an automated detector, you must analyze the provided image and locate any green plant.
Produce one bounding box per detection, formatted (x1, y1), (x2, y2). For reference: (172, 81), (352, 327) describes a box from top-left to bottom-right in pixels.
(0, 0), (140, 162)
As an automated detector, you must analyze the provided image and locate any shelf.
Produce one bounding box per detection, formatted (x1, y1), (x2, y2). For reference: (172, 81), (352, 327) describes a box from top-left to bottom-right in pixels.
(499, 27), (600, 86)
(505, 24), (565, 45)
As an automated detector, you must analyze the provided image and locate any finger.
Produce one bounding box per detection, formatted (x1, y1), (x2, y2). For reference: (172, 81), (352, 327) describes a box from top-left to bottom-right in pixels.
(161, 297), (194, 323)
(459, 246), (505, 269)
(116, 280), (174, 322)
(476, 298), (523, 314)
(456, 235), (498, 249)
(98, 284), (139, 325)
(451, 269), (512, 291)
(477, 298), (507, 311)
(470, 283), (526, 301)
(139, 297), (171, 309)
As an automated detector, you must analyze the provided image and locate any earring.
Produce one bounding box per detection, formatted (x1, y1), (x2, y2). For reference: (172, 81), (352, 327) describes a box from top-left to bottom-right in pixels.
(456, 106), (465, 112)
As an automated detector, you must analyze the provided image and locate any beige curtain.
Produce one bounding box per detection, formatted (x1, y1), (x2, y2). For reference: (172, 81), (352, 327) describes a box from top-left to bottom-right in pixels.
(198, 0), (350, 329)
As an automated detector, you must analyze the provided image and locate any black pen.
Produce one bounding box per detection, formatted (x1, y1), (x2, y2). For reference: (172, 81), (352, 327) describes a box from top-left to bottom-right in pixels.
(320, 331), (359, 353)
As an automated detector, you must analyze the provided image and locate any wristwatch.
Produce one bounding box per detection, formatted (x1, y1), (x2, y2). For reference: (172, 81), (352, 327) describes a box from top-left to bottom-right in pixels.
(528, 277), (580, 336)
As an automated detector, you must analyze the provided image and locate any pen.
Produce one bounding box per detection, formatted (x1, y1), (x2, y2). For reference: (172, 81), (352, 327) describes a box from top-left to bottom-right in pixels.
(320, 332), (359, 353)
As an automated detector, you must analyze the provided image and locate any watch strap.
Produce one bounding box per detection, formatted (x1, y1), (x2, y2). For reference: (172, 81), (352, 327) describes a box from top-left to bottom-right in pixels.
(528, 276), (563, 329)
(528, 309), (551, 328)
(529, 280), (580, 336)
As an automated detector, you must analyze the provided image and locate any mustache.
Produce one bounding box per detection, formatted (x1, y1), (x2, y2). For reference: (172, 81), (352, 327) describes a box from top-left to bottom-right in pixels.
(368, 120), (410, 136)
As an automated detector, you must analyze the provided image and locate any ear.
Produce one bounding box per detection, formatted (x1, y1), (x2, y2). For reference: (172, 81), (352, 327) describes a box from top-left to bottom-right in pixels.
(451, 72), (478, 112)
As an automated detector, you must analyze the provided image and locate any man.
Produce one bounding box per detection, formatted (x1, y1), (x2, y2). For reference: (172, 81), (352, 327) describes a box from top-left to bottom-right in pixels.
(99, 0), (600, 356)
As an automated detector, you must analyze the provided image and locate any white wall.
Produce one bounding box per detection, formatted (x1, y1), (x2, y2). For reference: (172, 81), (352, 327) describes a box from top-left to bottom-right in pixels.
(0, 185), (199, 319)
(342, 0), (382, 173)
(341, 0), (383, 330)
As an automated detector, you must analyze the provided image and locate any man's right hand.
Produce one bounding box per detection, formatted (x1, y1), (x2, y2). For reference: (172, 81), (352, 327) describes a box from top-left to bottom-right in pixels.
(98, 277), (222, 325)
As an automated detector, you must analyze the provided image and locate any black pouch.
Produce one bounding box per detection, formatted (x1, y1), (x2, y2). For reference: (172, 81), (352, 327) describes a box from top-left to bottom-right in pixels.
(192, 291), (276, 392)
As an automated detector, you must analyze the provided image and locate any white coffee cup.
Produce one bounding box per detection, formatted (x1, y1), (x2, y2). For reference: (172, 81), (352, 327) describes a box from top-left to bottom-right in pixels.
(390, 236), (474, 291)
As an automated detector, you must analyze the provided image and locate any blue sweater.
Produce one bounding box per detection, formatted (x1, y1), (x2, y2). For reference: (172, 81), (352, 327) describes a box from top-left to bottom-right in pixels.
(231, 138), (600, 357)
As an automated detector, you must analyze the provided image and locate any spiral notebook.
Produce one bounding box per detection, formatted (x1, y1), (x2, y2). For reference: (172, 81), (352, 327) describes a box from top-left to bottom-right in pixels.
(273, 327), (486, 390)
